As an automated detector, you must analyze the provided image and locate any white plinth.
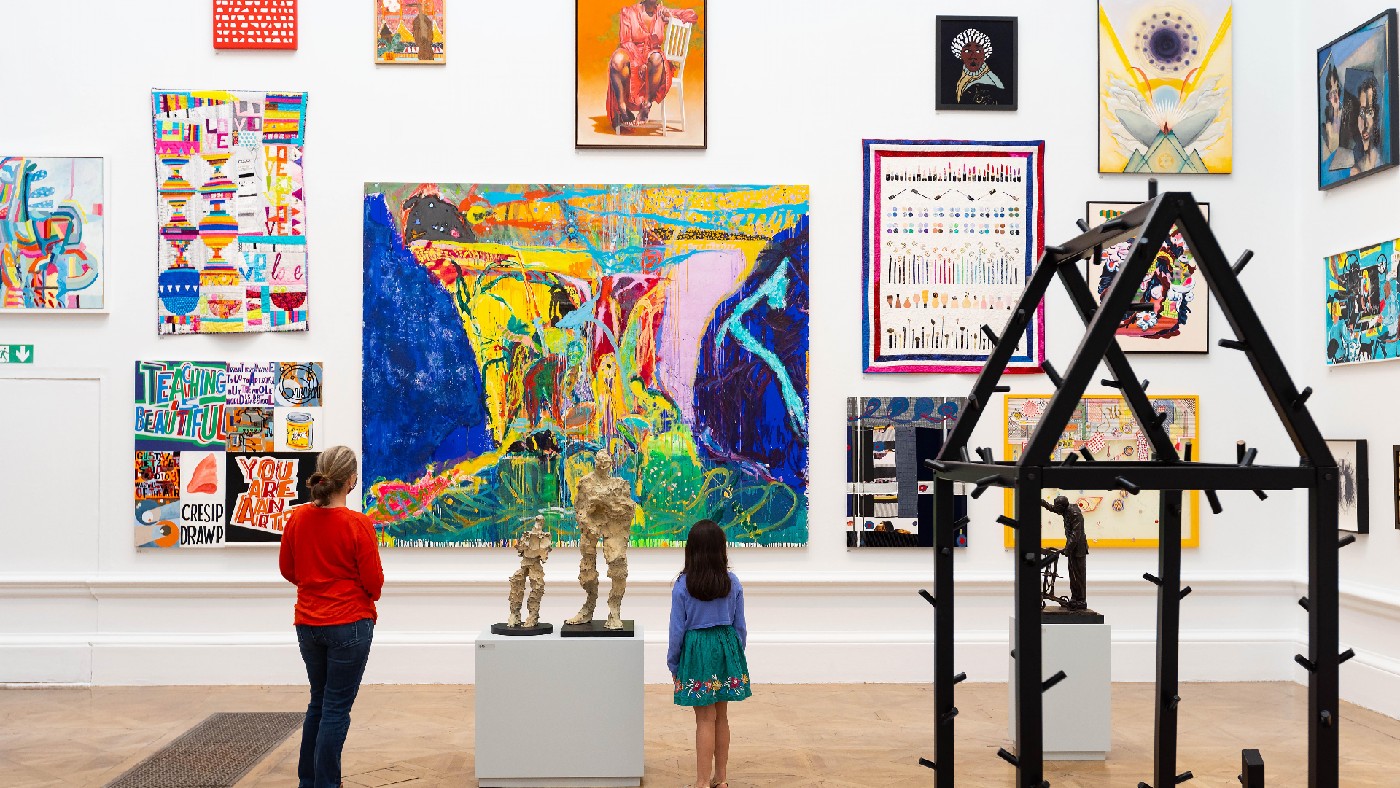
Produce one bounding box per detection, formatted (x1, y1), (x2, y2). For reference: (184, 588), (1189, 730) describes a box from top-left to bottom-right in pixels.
(1007, 617), (1111, 760)
(475, 627), (645, 787)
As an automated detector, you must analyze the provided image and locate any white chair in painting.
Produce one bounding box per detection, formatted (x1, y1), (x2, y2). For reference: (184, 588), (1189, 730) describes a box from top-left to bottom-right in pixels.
(658, 17), (693, 135)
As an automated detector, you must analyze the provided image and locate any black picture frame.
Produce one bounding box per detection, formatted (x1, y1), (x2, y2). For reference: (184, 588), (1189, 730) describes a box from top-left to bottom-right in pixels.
(936, 16), (1017, 111)
(1392, 444), (1400, 529)
(1317, 9), (1399, 190)
(574, 0), (708, 150)
(1326, 438), (1369, 534)
(1083, 201), (1212, 354)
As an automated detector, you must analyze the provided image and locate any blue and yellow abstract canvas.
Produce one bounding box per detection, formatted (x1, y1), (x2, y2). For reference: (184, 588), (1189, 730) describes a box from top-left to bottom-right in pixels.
(363, 184), (810, 547)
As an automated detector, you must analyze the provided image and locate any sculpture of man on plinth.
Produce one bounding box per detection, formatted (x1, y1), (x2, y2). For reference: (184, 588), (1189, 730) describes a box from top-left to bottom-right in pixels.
(1041, 495), (1088, 610)
(507, 516), (553, 629)
(565, 450), (637, 630)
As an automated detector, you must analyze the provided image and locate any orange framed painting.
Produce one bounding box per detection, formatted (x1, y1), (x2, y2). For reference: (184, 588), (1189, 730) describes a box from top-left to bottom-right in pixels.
(1002, 394), (1201, 549)
(375, 0), (445, 64)
(576, 0), (706, 149)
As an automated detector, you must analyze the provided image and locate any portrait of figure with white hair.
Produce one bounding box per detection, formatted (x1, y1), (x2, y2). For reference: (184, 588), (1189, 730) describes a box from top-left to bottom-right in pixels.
(936, 16), (1018, 111)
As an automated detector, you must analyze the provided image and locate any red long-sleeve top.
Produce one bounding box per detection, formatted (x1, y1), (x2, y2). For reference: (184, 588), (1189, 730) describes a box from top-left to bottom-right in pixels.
(278, 505), (385, 626)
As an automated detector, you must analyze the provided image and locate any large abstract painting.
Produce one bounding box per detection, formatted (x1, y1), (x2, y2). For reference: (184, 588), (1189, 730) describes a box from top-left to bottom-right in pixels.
(1324, 238), (1400, 365)
(575, 0), (706, 149)
(1085, 201), (1210, 353)
(151, 90), (308, 334)
(375, 0), (445, 64)
(1318, 10), (1398, 189)
(1098, 1), (1233, 174)
(1004, 395), (1200, 548)
(134, 360), (323, 548)
(363, 183), (809, 547)
(846, 396), (968, 548)
(1, 156), (104, 311)
(862, 139), (1045, 373)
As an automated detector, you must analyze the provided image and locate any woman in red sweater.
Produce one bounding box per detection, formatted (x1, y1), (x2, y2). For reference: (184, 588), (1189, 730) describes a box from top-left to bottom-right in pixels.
(278, 445), (385, 788)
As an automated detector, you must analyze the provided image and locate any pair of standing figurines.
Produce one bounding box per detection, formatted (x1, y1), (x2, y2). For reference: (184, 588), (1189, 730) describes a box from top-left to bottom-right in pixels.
(495, 450), (637, 636)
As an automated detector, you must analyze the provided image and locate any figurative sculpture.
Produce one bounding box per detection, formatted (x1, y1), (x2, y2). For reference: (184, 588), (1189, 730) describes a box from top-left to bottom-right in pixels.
(566, 450), (637, 630)
(1041, 495), (1088, 610)
(506, 516), (552, 630)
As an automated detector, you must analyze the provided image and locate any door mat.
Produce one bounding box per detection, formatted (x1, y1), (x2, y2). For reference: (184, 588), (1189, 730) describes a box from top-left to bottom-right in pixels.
(104, 711), (304, 787)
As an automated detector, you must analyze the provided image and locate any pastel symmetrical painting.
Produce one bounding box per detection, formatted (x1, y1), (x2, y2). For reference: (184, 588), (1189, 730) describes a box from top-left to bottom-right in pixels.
(134, 360), (324, 548)
(152, 90), (308, 334)
(1098, 1), (1233, 173)
(375, 0), (445, 64)
(1, 156), (104, 310)
(363, 183), (809, 547)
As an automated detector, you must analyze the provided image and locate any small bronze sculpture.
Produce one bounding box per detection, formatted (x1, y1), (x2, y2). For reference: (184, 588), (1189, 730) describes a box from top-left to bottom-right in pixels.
(1041, 495), (1088, 610)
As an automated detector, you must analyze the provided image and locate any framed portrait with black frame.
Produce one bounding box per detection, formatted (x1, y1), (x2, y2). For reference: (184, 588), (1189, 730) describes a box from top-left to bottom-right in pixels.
(1326, 438), (1370, 534)
(936, 16), (1017, 111)
(1317, 9), (1399, 190)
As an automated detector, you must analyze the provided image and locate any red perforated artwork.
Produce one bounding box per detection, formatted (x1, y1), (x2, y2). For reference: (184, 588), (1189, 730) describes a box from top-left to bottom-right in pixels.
(213, 0), (299, 50)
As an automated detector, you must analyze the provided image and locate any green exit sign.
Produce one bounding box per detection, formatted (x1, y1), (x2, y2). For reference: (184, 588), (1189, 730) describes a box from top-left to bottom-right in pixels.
(0, 344), (34, 364)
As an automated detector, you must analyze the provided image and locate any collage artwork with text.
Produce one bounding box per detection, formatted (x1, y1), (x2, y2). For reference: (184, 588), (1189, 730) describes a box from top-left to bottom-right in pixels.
(2, 1), (1388, 555)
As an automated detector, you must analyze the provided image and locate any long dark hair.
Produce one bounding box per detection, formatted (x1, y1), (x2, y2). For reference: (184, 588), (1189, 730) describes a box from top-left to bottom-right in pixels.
(682, 519), (731, 601)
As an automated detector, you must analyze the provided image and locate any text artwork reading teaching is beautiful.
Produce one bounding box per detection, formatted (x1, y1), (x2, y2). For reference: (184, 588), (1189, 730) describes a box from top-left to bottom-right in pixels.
(862, 140), (1045, 373)
(152, 90), (308, 334)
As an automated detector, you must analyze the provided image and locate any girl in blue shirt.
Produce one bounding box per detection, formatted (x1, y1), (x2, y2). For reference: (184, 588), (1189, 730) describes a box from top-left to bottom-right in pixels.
(668, 519), (751, 788)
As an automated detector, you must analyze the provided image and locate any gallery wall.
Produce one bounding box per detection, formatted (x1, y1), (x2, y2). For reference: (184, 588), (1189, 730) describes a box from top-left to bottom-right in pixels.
(1296, 0), (1400, 719)
(0, 0), (1350, 693)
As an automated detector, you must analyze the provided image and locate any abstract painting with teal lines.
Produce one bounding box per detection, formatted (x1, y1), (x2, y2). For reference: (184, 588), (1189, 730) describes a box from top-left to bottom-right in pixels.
(363, 183), (810, 547)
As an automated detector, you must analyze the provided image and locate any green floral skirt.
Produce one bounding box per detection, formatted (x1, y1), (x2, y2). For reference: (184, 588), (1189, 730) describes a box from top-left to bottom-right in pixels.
(673, 625), (752, 707)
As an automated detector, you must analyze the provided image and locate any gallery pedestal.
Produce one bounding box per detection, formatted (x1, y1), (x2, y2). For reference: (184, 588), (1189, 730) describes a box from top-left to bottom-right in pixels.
(1007, 616), (1111, 760)
(474, 627), (644, 787)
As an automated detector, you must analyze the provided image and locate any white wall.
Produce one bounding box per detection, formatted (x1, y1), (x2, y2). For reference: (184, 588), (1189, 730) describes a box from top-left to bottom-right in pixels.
(0, 0), (1358, 693)
(1295, 1), (1400, 720)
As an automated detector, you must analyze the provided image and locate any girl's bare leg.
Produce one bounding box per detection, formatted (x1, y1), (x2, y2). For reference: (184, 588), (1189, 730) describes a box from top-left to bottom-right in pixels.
(713, 701), (730, 784)
(693, 704), (717, 788)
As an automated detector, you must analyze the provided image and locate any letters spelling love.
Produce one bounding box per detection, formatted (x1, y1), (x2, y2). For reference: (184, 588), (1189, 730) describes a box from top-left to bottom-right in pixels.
(231, 456), (299, 533)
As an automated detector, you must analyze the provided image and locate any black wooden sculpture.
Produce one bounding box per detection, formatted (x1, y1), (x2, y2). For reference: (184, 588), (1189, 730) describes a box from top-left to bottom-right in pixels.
(917, 187), (1346, 788)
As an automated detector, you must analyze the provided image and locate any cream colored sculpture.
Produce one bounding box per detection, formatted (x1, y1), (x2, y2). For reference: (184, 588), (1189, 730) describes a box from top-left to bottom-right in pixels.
(565, 450), (637, 630)
(507, 516), (553, 628)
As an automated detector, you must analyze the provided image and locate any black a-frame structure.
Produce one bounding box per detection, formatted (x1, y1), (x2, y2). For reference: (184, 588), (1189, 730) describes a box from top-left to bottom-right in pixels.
(924, 191), (1347, 787)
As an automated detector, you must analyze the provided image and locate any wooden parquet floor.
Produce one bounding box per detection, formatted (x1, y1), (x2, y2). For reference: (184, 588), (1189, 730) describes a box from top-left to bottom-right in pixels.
(0, 683), (1395, 787)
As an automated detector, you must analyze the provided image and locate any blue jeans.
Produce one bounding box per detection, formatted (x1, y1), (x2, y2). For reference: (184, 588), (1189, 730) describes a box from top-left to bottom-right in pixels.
(296, 618), (374, 788)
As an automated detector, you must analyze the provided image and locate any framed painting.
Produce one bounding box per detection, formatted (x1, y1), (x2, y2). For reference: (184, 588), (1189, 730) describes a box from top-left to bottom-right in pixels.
(1, 156), (105, 311)
(134, 359), (324, 549)
(1085, 201), (1210, 353)
(862, 139), (1046, 373)
(375, 0), (445, 64)
(151, 90), (309, 334)
(1318, 10), (1398, 189)
(1327, 439), (1369, 533)
(1004, 395), (1201, 549)
(213, 0), (298, 50)
(1098, 1), (1233, 174)
(1323, 237), (1400, 365)
(575, 0), (706, 149)
(1392, 445), (1400, 529)
(935, 16), (1017, 111)
(363, 183), (807, 547)
(846, 396), (968, 548)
